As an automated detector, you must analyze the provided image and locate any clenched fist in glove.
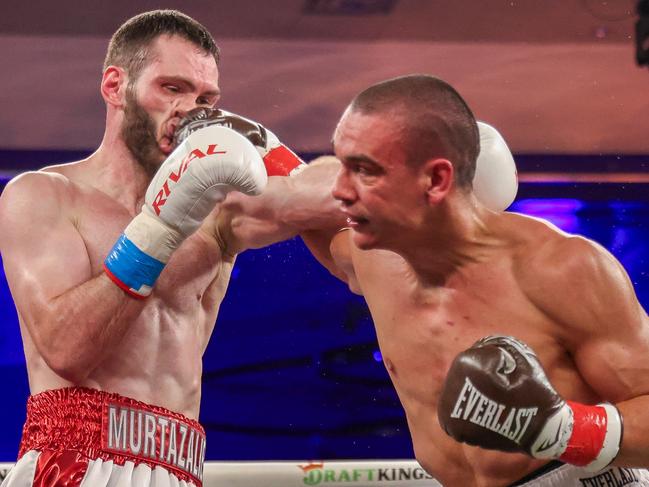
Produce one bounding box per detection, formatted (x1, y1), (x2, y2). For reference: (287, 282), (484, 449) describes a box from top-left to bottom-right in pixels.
(174, 108), (306, 177)
(438, 335), (623, 472)
(104, 124), (267, 298)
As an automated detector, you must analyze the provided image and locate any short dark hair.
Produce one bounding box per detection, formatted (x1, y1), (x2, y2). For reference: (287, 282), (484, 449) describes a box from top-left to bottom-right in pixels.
(104, 9), (220, 80)
(349, 74), (479, 189)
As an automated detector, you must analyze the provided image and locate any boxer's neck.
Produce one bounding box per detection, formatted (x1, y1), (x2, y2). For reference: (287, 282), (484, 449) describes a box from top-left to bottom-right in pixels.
(395, 196), (501, 287)
(84, 135), (150, 214)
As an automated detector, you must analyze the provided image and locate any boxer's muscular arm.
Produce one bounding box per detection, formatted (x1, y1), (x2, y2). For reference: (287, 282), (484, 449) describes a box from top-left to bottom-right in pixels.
(216, 157), (352, 279)
(525, 235), (649, 467)
(0, 173), (144, 383)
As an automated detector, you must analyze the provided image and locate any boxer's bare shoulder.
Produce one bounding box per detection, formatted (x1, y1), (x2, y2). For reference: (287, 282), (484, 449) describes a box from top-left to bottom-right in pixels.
(0, 160), (107, 222)
(2, 168), (66, 202)
(500, 211), (649, 401)
(0, 169), (77, 245)
(0, 161), (136, 265)
(495, 212), (603, 291)
(506, 213), (636, 330)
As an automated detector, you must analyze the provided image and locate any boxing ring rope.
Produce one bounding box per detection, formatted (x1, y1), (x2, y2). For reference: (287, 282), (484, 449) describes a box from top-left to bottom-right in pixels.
(0, 460), (442, 486)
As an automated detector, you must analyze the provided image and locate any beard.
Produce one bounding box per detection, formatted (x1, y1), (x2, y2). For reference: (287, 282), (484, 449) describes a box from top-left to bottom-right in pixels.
(121, 85), (165, 177)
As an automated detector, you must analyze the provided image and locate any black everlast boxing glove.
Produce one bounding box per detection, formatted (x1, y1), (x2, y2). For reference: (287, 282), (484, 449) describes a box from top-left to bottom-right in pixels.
(174, 108), (305, 177)
(438, 336), (623, 472)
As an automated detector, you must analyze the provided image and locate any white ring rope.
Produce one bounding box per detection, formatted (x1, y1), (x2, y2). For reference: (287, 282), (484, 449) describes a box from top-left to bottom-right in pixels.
(0, 459), (442, 486)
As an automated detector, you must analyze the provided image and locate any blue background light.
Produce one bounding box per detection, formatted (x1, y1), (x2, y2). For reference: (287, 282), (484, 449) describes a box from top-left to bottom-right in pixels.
(1, 188), (647, 461)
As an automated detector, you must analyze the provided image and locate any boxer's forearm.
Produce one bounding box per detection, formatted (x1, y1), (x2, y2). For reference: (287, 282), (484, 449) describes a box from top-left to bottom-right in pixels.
(281, 156), (346, 231)
(611, 396), (649, 467)
(32, 272), (144, 383)
(222, 156), (345, 253)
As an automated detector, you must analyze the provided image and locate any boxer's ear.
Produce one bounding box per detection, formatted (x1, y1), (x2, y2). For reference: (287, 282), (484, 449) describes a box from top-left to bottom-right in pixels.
(422, 158), (453, 205)
(101, 66), (127, 108)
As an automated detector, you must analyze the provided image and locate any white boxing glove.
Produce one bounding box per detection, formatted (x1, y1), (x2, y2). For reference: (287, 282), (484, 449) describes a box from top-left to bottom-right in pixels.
(174, 107), (306, 177)
(104, 125), (267, 298)
(474, 122), (518, 211)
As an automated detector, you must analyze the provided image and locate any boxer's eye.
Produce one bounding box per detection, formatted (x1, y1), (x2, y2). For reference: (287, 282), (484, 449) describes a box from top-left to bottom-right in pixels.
(164, 84), (180, 93)
(354, 163), (371, 175)
(356, 163), (383, 178)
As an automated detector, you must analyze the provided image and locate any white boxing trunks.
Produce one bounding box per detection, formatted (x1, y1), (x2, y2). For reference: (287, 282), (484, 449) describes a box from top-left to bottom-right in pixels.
(511, 461), (649, 486)
(1, 387), (206, 487)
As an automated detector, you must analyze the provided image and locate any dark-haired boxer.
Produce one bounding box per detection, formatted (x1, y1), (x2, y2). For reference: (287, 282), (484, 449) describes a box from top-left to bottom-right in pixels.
(326, 74), (649, 486)
(0, 9), (339, 487)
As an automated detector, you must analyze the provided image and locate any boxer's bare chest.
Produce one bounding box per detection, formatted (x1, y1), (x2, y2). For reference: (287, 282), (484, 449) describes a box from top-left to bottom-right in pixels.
(353, 250), (586, 485)
(354, 250), (570, 403)
(71, 184), (227, 311)
(21, 172), (234, 413)
(59, 181), (233, 385)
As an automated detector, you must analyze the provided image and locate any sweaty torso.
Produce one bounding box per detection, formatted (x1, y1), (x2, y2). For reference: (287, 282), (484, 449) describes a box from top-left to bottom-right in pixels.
(348, 213), (600, 487)
(20, 165), (232, 419)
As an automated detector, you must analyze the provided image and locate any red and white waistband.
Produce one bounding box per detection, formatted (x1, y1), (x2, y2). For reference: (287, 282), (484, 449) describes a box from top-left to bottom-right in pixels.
(18, 387), (206, 486)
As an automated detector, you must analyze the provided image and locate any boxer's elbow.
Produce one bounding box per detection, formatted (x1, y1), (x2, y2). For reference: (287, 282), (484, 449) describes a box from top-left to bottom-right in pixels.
(30, 317), (94, 383)
(44, 346), (94, 383)
(47, 355), (92, 383)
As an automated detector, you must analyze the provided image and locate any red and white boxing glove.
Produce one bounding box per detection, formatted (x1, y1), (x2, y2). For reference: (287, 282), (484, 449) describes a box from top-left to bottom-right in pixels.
(104, 125), (267, 298)
(438, 335), (623, 472)
(174, 108), (306, 177)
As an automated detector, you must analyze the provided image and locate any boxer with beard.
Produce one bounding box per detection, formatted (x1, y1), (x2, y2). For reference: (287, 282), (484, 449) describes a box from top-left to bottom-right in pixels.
(121, 85), (165, 177)
(0, 9), (341, 487)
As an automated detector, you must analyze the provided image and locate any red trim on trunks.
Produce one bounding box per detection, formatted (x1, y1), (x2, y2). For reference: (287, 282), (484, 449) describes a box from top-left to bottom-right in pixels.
(19, 387), (205, 486)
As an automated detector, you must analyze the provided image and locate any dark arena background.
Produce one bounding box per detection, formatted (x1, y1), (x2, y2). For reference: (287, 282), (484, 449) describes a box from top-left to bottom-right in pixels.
(1, 0), (648, 484)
